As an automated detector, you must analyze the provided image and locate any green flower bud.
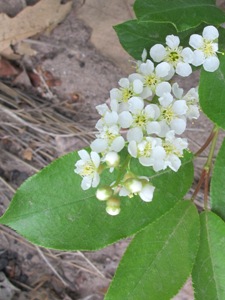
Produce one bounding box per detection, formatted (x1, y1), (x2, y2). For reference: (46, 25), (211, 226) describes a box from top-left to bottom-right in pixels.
(104, 152), (120, 168)
(96, 186), (113, 201)
(106, 197), (120, 216)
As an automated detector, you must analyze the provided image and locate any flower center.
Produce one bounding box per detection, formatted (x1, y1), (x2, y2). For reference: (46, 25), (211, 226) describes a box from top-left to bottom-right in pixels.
(166, 47), (182, 66)
(81, 163), (95, 176)
(138, 141), (152, 157)
(203, 40), (215, 57)
(163, 142), (181, 157)
(144, 74), (160, 90)
(121, 88), (134, 102)
(133, 113), (147, 128)
(162, 106), (175, 123)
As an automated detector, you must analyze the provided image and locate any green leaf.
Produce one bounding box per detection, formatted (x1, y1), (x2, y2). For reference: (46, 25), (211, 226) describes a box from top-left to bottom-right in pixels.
(114, 20), (177, 60)
(114, 20), (206, 60)
(133, 0), (225, 32)
(199, 55), (225, 129)
(211, 138), (225, 221)
(192, 211), (225, 300)
(0, 151), (193, 251)
(105, 201), (200, 300)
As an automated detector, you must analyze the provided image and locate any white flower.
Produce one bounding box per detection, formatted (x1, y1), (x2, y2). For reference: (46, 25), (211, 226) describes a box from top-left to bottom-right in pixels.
(137, 59), (171, 97)
(150, 35), (193, 77)
(189, 25), (220, 72)
(119, 96), (161, 136)
(162, 131), (188, 172)
(172, 83), (200, 120)
(159, 95), (188, 136)
(110, 76), (144, 104)
(74, 150), (100, 190)
(91, 125), (125, 153)
(128, 136), (164, 168)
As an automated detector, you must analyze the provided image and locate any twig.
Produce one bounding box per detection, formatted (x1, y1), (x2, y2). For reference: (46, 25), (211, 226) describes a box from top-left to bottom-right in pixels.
(77, 250), (106, 278)
(35, 246), (69, 287)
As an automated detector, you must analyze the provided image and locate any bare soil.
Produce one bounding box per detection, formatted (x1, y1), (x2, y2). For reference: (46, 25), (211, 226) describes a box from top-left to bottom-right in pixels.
(0, 1), (225, 299)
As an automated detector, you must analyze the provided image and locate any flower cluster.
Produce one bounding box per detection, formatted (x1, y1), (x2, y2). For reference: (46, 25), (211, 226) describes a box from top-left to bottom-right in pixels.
(74, 25), (220, 215)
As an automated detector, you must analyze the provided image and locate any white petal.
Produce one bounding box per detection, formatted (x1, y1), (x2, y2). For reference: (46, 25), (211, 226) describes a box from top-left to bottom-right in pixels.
(111, 136), (125, 152)
(145, 104), (159, 119)
(96, 103), (109, 115)
(78, 149), (90, 161)
(141, 48), (147, 61)
(81, 176), (92, 190)
(139, 59), (154, 75)
(92, 173), (100, 188)
(127, 127), (143, 142)
(119, 77), (129, 88)
(91, 139), (108, 153)
(128, 140), (138, 157)
(203, 25), (219, 41)
(211, 42), (219, 53)
(110, 98), (119, 111)
(141, 86), (152, 98)
(158, 120), (170, 137)
(119, 187), (129, 197)
(128, 73), (143, 81)
(119, 111), (133, 128)
(172, 83), (183, 99)
(156, 82), (171, 97)
(162, 66), (175, 80)
(181, 47), (194, 63)
(176, 62), (192, 77)
(146, 121), (161, 135)
(155, 62), (170, 77)
(139, 184), (155, 202)
(192, 50), (205, 66)
(159, 92), (174, 107)
(203, 56), (220, 72)
(139, 157), (153, 166)
(151, 146), (166, 171)
(104, 111), (118, 125)
(166, 35), (180, 49)
(189, 34), (204, 49)
(110, 88), (121, 100)
(128, 97), (144, 113)
(90, 152), (100, 168)
(187, 105), (200, 119)
(133, 79), (143, 94)
(167, 154), (181, 172)
(170, 118), (186, 135)
(172, 100), (188, 115)
(150, 44), (166, 62)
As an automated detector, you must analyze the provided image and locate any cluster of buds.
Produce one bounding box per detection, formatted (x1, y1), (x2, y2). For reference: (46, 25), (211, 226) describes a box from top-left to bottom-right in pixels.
(74, 26), (220, 215)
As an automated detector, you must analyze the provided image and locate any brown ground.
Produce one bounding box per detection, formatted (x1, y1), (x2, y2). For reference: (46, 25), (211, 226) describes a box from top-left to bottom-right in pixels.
(0, 1), (225, 299)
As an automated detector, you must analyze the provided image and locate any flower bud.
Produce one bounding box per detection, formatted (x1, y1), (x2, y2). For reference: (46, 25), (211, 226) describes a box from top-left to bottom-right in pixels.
(106, 197), (120, 216)
(124, 178), (142, 194)
(96, 186), (113, 201)
(104, 152), (120, 168)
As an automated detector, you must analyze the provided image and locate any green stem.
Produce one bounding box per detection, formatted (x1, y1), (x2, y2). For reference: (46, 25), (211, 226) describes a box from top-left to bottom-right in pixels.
(111, 154), (131, 188)
(191, 125), (219, 209)
(203, 125), (219, 209)
(204, 125), (219, 171)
